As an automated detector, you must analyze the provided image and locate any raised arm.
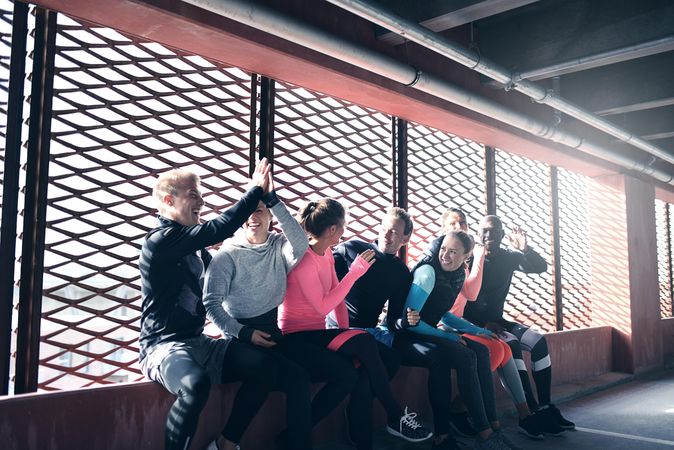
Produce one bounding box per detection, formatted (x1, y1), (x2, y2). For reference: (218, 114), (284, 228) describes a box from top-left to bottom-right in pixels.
(295, 253), (372, 317)
(461, 244), (485, 300)
(508, 225), (547, 273)
(152, 159), (271, 258)
(151, 186), (263, 259)
(266, 190), (309, 270)
(516, 247), (548, 273)
(404, 265), (461, 342)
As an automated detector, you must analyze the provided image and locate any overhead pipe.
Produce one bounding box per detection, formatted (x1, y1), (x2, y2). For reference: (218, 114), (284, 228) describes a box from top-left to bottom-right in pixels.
(181, 0), (673, 184)
(517, 35), (674, 81)
(325, 0), (674, 168)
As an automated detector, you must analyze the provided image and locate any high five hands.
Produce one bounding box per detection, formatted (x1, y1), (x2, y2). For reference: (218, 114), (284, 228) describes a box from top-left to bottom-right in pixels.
(249, 157), (272, 194)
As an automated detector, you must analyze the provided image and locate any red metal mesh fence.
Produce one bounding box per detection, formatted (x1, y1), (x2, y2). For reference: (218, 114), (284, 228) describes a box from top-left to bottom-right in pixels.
(406, 123), (486, 263)
(495, 150), (555, 332)
(557, 168), (592, 329)
(41, 14), (253, 390)
(656, 200), (673, 318)
(273, 81), (392, 243)
(0, 2), (644, 392)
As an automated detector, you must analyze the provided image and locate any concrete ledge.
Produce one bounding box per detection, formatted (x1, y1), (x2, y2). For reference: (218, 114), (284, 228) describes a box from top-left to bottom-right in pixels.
(0, 325), (649, 450)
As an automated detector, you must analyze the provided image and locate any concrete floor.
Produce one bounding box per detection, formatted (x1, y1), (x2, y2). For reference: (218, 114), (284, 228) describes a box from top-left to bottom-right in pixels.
(316, 368), (674, 449)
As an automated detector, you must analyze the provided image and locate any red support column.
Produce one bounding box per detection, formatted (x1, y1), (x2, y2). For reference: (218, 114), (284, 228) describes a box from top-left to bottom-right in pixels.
(588, 174), (662, 373)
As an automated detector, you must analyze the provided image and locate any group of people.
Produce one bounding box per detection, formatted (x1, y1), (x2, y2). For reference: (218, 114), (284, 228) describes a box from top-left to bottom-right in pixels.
(139, 158), (574, 450)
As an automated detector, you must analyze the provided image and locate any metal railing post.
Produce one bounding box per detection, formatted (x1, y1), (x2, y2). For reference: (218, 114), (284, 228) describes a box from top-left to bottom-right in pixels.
(14, 7), (57, 394)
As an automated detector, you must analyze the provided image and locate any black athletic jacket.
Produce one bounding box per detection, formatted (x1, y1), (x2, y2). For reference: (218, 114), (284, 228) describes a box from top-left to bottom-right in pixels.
(464, 247), (547, 326)
(332, 239), (412, 331)
(138, 186), (262, 360)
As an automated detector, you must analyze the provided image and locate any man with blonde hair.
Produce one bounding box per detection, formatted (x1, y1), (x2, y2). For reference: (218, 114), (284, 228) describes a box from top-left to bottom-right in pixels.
(139, 159), (300, 450)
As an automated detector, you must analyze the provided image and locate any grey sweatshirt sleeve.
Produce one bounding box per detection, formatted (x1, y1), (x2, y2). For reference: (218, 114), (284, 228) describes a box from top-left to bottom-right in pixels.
(270, 200), (309, 271)
(203, 252), (246, 339)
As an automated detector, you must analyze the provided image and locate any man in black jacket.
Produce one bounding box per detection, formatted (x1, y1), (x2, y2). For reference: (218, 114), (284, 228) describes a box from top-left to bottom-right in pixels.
(139, 159), (312, 450)
(464, 215), (575, 431)
(333, 208), (474, 450)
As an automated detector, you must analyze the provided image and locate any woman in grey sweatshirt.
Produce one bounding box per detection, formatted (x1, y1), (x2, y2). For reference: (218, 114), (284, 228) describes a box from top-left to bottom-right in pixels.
(203, 189), (358, 449)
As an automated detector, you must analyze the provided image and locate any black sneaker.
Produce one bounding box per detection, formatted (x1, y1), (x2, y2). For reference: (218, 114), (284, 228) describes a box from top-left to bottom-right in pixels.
(431, 435), (464, 450)
(547, 403), (576, 430)
(494, 430), (523, 450)
(518, 414), (544, 440)
(386, 407), (433, 443)
(474, 432), (512, 450)
(534, 408), (566, 436)
(449, 411), (478, 437)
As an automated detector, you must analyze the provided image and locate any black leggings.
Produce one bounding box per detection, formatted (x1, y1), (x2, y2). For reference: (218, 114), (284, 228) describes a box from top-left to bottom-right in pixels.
(160, 350), (214, 450)
(346, 341), (400, 450)
(274, 339), (359, 426)
(160, 340), (312, 450)
(221, 340), (312, 450)
(285, 330), (404, 420)
(395, 333), (497, 433)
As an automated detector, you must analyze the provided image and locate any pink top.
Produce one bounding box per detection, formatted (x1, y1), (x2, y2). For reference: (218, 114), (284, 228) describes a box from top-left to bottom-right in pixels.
(279, 247), (371, 334)
(450, 245), (485, 317)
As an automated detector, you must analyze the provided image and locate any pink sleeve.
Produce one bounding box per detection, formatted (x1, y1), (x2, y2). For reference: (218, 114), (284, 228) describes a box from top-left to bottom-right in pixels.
(333, 302), (350, 328)
(450, 291), (468, 317)
(296, 254), (371, 317)
(461, 246), (485, 301)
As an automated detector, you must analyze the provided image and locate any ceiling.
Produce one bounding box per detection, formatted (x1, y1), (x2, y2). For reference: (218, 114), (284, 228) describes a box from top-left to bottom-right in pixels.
(370, 0), (674, 180)
(29, 0), (674, 194)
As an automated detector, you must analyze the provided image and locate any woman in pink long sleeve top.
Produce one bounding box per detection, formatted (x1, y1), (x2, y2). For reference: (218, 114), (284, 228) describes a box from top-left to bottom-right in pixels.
(279, 198), (432, 447)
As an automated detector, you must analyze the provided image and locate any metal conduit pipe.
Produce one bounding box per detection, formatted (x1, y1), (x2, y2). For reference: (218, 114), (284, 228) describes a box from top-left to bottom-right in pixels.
(326, 0), (674, 168)
(182, 0), (672, 184)
(517, 35), (674, 81)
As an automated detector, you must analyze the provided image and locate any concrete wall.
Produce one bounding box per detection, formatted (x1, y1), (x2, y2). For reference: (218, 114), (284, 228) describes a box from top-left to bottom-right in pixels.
(0, 327), (614, 450)
(662, 318), (674, 360)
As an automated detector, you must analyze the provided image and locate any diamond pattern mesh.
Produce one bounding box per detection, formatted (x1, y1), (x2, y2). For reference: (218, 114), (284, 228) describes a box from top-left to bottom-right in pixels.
(273, 81), (392, 242)
(656, 200), (673, 318)
(495, 150), (555, 332)
(40, 14), (253, 390)
(558, 168), (592, 329)
(407, 123), (486, 263)
(0, 2), (666, 393)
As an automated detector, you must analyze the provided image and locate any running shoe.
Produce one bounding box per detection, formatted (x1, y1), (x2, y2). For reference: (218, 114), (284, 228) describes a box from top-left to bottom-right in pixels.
(431, 435), (464, 450)
(546, 403), (576, 430)
(386, 406), (433, 442)
(449, 411), (478, 437)
(533, 408), (566, 436)
(518, 414), (545, 440)
(474, 432), (512, 450)
(494, 429), (523, 450)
